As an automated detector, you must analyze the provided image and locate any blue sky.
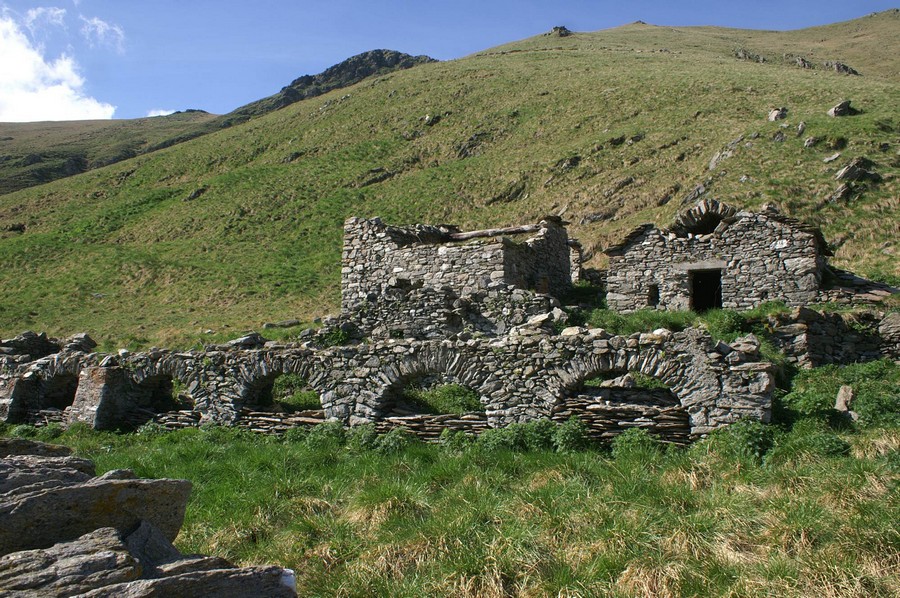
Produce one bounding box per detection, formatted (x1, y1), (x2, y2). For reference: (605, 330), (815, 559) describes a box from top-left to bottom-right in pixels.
(0, 1), (896, 121)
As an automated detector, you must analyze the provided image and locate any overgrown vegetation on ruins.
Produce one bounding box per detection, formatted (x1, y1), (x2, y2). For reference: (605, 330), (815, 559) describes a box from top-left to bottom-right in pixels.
(4, 359), (897, 597)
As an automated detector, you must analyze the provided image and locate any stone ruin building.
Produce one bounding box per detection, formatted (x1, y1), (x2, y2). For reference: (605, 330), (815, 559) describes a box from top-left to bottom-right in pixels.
(1, 208), (897, 444)
(605, 199), (830, 313)
(339, 216), (582, 339)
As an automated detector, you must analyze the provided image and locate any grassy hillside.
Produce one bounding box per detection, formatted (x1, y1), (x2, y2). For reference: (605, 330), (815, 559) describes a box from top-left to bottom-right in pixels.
(0, 110), (216, 195)
(0, 51), (434, 196)
(0, 11), (898, 348)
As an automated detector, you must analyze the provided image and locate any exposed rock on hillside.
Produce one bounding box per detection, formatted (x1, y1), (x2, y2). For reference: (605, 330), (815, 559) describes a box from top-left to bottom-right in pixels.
(224, 49), (436, 125)
(547, 26), (573, 37)
(768, 107), (788, 121)
(825, 60), (860, 75)
(0, 440), (297, 596)
(827, 99), (856, 117)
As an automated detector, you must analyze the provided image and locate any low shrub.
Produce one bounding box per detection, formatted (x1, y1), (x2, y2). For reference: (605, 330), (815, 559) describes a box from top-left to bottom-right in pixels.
(347, 423), (378, 451)
(282, 426), (310, 444)
(705, 418), (777, 464)
(374, 427), (415, 454)
(475, 426), (518, 452)
(439, 428), (474, 453)
(611, 427), (662, 460)
(552, 416), (589, 453)
(473, 419), (579, 453)
(304, 421), (346, 450)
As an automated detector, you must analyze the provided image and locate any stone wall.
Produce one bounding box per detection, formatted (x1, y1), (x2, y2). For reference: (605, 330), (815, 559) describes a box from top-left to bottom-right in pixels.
(339, 283), (558, 341)
(0, 324), (775, 440)
(765, 308), (896, 368)
(606, 201), (827, 312)
(341, 217), (573, 314)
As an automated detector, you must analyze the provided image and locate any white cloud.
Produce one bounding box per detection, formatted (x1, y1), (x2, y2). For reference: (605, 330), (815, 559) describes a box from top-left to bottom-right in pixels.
(0, 15), (115, 121)
(146, 109), (176, 117)
(79, 15), (124, 53)
(24, 7), (67, 32)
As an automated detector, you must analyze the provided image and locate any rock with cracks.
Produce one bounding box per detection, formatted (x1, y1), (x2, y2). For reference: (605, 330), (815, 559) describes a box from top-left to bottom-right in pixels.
(0, 440), (297, 596)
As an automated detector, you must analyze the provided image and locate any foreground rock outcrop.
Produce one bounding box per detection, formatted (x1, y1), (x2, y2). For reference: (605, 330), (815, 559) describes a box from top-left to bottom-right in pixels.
(0, 439), (297, 597)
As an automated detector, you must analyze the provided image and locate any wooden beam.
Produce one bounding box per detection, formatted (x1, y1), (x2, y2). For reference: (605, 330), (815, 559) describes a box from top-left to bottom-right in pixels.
(447, 223), (542, 241)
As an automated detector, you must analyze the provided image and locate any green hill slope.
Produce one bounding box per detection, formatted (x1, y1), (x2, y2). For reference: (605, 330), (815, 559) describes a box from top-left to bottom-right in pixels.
(0, 50), (434, 196)
(0, 110), (216, 195)
(0, 11), (897, 348)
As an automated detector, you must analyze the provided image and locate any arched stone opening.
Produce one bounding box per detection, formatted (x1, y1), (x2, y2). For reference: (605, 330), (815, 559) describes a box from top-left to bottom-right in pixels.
(241, 372), (323, 413)
(384, 373), (484, 418)
(369, 346), (492, 440)
(41, 374), (79, 411)
(235, 369), (326, 433)
(23, 373), (79, 425)
(555, 352), (691, 444)
(124, 374), (192, 430)
(378, 372), (489, 441)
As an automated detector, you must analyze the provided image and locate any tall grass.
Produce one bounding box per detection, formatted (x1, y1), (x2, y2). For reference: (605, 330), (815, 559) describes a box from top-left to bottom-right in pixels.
(5, 360), (898, 597)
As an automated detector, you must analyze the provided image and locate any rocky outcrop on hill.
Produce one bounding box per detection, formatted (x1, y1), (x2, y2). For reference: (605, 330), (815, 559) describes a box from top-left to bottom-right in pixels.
(222, 49), (436, 125)
(0, 439), (297, 596)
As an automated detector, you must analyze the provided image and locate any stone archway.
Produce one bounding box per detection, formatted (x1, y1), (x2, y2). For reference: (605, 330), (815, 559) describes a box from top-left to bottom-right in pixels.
(357, 343), (495, 440)
(548, 334), (718, 439)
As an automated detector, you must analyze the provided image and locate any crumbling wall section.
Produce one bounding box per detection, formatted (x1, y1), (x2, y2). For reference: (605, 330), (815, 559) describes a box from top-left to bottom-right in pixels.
(606, 210), (824, 312)
(2, 327), (775, 440)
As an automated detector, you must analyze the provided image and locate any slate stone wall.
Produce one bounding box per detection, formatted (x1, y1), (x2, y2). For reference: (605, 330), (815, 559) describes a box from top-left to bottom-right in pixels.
(341, 217), (573, 314)
(340, 283), (558, 340)
(1, 326), (775, 440)
(766, 307), (888, 368)
(606, 210), (826, 312)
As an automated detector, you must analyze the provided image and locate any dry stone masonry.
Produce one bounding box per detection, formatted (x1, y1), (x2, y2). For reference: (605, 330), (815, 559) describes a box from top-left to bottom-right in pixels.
(2, 210), (895, 443)
(606, 200), (830, 312)
(1, 324), (775, 441)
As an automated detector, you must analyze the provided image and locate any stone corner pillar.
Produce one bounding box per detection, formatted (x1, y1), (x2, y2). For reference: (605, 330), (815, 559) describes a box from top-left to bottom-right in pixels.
(68, 367), (129, 430)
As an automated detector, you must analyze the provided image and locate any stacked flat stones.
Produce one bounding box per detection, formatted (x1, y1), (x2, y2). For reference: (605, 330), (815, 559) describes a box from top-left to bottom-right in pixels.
(606, 200), (828, 312)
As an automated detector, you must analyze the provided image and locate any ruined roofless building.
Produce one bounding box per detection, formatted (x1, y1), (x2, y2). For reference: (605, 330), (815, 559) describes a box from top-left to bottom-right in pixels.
(605, 199), (831, 313)
(341, 216), (581, 312)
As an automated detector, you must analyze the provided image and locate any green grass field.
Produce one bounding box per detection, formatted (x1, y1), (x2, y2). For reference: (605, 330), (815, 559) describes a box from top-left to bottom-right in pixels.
(5, 359), (898, 597)
(0, 11), (897, 348)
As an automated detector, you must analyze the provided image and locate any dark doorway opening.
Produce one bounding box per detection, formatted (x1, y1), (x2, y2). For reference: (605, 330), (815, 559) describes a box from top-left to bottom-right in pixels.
(690, 269), (722, 312)
(42, 374), (79, 410)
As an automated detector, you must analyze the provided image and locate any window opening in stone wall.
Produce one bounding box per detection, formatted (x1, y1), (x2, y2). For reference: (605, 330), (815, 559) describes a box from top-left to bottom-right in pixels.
(29, 374), (78, 425)
(388, 374), (483, 417)
(245, 373), (322, 413)
(647, 284), (660, 308)
(126, 375), (192, 429)
(690, 269), (722, 312)
(139, 375), (184, 412)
